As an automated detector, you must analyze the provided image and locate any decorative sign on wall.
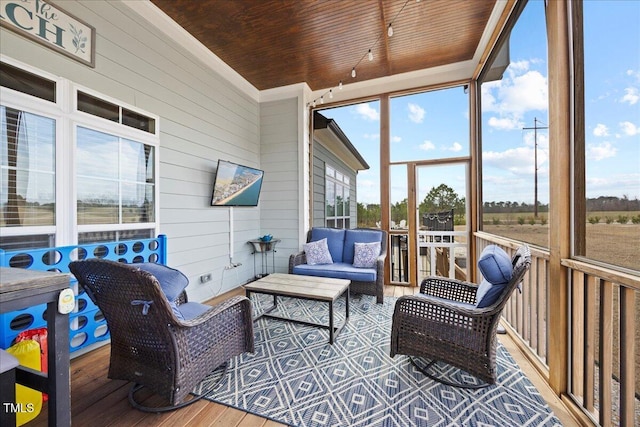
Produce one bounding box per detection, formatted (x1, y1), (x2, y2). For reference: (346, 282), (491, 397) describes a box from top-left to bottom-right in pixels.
(0, 0), (95, 67)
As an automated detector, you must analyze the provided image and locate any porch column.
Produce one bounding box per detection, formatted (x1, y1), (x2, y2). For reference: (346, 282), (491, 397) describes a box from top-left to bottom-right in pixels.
(380, 94), (391, 285)
(546, 0), (571, 395)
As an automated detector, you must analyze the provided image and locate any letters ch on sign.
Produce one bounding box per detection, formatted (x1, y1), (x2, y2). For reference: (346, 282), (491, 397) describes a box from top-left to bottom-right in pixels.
(0, 0), (95, 67)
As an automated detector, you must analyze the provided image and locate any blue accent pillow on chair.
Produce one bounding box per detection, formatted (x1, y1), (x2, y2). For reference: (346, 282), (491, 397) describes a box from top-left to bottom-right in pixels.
(475, 245), (513, 308)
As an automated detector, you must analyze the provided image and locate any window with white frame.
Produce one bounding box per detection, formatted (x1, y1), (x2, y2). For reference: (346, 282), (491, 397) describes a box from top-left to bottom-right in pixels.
(0, 59), (159, 251)
(325, 165), (350, 229)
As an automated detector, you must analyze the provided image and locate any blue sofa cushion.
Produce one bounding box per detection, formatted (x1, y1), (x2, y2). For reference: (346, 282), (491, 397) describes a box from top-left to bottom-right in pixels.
(343, 229), (383, 264)
(137, 262), (189, 301)
(310, 228), (346, 262)
(292, 262), (376, 283)
(303, 238), (333, 265)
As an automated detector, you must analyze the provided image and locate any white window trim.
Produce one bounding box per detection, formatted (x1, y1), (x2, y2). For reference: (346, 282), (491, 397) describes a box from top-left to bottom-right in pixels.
(0, 56), (160, 247)
(72, 83), (161, 137)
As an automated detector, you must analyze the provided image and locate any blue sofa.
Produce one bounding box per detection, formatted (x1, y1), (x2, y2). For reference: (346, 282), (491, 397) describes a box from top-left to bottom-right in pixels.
(288, 227), (388, 303)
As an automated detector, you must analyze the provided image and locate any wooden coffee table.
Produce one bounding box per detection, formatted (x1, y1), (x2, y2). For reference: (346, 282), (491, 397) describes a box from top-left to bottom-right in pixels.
(244, 273), (350, 344)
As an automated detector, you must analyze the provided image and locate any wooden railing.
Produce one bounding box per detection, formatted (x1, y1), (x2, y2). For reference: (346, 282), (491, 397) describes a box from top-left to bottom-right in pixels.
(562, 258), (638, 427)
(476, 232), (639, 427)
(475, 232), (551, 373)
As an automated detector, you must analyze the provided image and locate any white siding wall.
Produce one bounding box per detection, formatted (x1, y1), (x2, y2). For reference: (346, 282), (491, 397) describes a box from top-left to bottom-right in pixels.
(0, 1), (261, 301)
(259, 98), (301, 273)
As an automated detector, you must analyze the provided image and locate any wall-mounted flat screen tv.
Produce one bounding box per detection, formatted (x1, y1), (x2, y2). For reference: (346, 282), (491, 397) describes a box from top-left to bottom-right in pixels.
(211, 159), (264, 207)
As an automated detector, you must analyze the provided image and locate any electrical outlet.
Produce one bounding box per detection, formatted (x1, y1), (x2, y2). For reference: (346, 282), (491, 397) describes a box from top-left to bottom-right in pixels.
(200, 273), (212, 283)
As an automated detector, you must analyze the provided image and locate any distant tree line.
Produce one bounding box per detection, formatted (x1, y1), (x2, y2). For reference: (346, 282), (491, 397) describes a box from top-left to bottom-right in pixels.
(357, 184), (467, 227)
(358, 190), (639, 228)
(584, 195), (640, 212)
(483, 195), (640, 213)
(483, 201), (549, 214)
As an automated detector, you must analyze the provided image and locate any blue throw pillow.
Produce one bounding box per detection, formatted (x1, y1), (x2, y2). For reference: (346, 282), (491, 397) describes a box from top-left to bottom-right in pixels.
(136, 263), (189, 302)
(353, 241), (381, 268)
(343, 229), (383, 264)
(303, 238), (334, 265)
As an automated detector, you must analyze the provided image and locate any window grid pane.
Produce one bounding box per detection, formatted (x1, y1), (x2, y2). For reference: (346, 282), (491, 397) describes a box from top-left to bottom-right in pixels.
(1, 106), (56, 227)
(77, 91), (156, 134)
(1, 62), (56, 102)
(325, 167), (351, 229)
(76, 126), (155, 227)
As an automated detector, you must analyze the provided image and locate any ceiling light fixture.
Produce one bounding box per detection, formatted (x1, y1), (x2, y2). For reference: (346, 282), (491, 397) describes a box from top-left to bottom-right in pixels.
(306, 0), (414, 108)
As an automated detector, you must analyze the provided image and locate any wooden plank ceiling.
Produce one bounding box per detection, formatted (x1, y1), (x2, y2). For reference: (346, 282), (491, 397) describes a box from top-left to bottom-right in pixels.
(151, 0), (497, 91)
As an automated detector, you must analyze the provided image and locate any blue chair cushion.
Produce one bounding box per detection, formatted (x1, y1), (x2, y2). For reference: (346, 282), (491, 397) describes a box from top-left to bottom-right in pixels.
(417, 293), (476, 311)
(175, 302), (211, 321)
(136, 263), (189, 301)
(310, 228), (346, 262)
(476, 245), (513, 308)
(477, 245), (512, 285)
(169, 301), (184, 320)
(292, 262), (376, 283)
(343, 229), (383, 264)
(475, 279), (507, 308)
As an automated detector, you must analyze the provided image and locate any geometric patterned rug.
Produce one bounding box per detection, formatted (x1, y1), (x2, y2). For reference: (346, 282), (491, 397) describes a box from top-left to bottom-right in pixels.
(198, 294), (562, 426)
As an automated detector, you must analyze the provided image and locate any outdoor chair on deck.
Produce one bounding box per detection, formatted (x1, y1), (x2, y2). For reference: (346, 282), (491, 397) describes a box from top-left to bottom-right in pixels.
(69, 259), (254, 412)
(390, 244), (531, 388)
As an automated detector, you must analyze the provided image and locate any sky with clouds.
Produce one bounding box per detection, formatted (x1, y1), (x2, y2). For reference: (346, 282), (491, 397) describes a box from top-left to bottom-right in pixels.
(318, 1), (639, 207)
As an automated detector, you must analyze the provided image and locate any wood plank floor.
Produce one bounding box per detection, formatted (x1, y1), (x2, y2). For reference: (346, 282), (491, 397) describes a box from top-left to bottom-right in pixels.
(28, 284), (578, 426)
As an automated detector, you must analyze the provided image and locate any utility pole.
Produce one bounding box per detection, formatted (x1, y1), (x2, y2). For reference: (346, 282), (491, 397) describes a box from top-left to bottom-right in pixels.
(523, 118), (548, 217)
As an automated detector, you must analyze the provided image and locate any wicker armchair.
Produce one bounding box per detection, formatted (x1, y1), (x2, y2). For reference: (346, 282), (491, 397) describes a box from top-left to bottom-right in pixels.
(390, 244), (531, 387)
(69, 259), (254, 412)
